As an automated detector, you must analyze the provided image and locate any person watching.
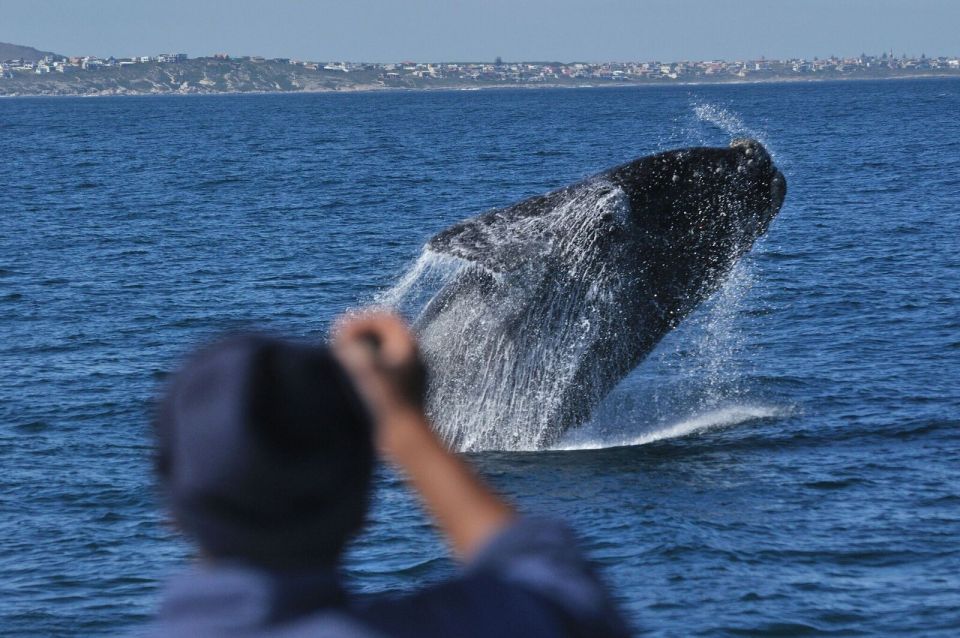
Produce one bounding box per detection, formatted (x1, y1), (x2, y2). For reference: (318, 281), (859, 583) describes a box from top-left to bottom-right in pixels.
(144, 311), (631, 637)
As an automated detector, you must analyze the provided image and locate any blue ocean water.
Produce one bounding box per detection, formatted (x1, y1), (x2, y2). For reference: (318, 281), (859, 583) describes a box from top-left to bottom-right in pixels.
(1, 79), (958, 636)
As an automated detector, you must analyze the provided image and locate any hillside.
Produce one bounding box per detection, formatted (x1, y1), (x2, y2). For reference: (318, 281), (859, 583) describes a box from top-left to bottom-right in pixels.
(0, 42), (59, 62)
(2, 54), (959, 97)
(0, 58), (390, 96)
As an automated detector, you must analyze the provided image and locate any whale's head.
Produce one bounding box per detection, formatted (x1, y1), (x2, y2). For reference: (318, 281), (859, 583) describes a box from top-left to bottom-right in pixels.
(609, 139), (784, 253)
(605, 139), (786, 320)
(429, 140), (784, 276)
(414, 141), (786, 450)
(426, 140), (785, 314)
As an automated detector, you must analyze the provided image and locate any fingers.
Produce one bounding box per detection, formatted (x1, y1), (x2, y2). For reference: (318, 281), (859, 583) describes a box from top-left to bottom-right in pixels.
(332, 310), (417, 368)
(332, 310), (428, 422)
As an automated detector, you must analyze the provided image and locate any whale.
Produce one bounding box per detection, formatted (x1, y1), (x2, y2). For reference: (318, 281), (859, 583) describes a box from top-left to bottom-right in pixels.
(395, 140), (786, 451)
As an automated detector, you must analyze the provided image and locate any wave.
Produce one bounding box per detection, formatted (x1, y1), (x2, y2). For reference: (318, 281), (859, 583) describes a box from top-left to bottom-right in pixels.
(553, 404), (789, 451)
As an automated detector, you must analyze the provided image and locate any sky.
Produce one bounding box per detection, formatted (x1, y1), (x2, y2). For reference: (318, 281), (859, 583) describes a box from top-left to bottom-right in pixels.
(1, 0), (958, 62)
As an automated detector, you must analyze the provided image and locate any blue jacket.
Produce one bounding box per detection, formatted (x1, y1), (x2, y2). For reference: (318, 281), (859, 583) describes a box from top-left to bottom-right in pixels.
(141, 518), (631, 637)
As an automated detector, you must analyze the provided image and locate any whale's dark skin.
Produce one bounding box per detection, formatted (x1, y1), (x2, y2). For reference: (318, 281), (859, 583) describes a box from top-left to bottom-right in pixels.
(413, 140), (786, 451)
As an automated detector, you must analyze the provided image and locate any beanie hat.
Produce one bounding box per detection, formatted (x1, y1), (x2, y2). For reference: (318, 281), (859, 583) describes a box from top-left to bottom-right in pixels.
(154, 335), (374, 568)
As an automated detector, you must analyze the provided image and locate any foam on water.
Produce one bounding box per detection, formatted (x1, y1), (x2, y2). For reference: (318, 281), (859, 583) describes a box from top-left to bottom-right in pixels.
(553, 403), (788, 451)
(551, 258), (766, 449)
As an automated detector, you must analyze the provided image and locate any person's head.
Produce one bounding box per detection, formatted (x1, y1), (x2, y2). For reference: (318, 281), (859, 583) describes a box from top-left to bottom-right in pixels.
(154, 334), (374, 569)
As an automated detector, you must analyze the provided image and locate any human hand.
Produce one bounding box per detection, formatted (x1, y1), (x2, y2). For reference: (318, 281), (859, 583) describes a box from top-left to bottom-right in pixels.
(334, 311), (515, 561)
(332, 310), (428, 429)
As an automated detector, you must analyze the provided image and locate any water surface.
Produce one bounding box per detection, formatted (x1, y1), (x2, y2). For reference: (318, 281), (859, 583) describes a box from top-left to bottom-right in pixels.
(1, 80), (958, 636)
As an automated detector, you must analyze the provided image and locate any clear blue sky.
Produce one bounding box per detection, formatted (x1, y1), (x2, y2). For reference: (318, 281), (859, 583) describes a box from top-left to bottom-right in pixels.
(2, 0), (957, 62)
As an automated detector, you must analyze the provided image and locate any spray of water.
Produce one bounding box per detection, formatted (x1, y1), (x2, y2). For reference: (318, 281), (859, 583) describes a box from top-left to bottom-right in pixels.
(691, 102), (777, 159)
(374, 249), (466, 315)
(555, 259), (768, 450)
(380, 180), (636, 451)
(694, 103), (750, 136)
(373, 105), (784, 451)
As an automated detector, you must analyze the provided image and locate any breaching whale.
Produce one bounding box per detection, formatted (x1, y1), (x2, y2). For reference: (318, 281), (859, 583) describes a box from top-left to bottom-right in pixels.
(394, 140), (786, 451)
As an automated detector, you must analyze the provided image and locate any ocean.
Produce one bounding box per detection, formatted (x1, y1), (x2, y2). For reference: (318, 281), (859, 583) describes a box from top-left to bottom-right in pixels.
(1, 79), (958, 636)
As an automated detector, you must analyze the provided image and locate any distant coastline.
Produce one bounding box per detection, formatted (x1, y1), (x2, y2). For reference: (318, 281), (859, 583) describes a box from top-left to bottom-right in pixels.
(2, 51), (959, 98)
(2, 71), (958, 99)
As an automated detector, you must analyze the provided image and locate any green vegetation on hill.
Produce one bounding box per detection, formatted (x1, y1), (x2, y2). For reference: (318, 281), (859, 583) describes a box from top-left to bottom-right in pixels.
(0, 42), (59, 63)
(0, 58), (384, 96)
(2, 49), (959, 97)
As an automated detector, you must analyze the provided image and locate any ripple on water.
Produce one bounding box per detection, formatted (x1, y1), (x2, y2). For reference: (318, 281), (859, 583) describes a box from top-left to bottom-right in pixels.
(2, 80), (960, 637)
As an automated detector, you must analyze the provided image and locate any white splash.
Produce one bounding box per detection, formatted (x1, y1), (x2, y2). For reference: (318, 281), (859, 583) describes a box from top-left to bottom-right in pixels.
(554, 404), (787, 451)
(552, 258), (765, 450)
(380, 179), (635, 451)
(374, 249), (466, 314)
(374, 118), (778, 452)
(691, 103), (776, 159)
(693, 103), (749, 136)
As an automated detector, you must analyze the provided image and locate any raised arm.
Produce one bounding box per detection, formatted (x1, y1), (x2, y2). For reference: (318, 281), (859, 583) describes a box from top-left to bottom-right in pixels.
(332, 311), (516, 562)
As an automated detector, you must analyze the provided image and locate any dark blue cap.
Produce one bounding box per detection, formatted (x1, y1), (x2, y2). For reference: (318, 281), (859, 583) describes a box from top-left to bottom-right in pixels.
(155, 335), (374, 568)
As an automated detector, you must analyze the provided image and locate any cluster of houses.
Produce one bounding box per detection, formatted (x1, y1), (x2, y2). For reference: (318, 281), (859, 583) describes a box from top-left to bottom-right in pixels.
(374, 54), (960, 82)
(3, 51), (959, 83)
(0, 53), (188, 77)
